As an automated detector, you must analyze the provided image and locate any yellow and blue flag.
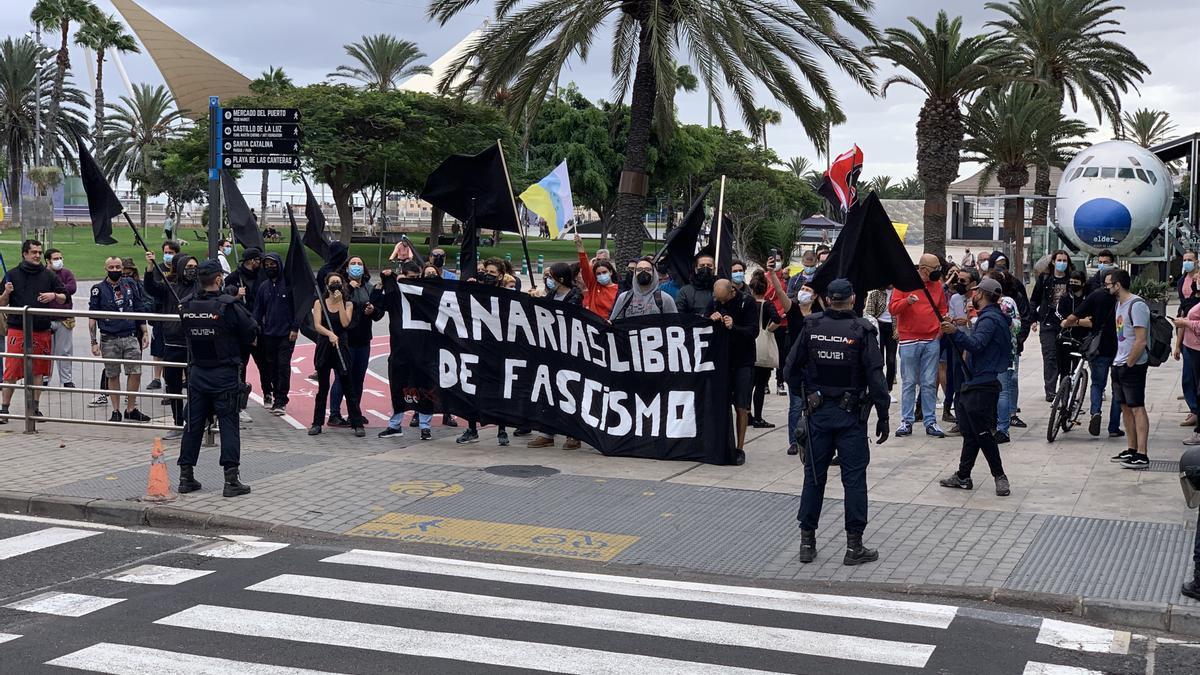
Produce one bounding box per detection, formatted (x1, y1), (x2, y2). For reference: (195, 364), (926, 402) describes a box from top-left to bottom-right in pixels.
(519, 160), (574, 239)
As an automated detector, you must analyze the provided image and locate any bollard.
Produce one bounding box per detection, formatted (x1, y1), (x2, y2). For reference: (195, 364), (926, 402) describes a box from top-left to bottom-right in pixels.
(505, 252), (512, 262)
(521, 259), (528, 275)
(537, 255), (544, 275)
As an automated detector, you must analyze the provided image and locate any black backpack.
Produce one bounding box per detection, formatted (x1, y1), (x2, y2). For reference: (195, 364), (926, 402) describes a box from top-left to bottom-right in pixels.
(1128, 299), (1174, 367)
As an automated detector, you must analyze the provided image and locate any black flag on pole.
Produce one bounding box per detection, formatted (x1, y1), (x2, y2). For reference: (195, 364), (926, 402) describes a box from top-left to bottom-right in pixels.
(221, 169), (265, 251)
(697, 213), (735, 280)
(285, 204), (319, 339)
(810, 191), (923, 301)
(656, 185), (710, 286)
(301, 179), (331, 261)
(77, 136), (121, 245)
(458, 202), (480, 281)
(420, 144), (521, 233)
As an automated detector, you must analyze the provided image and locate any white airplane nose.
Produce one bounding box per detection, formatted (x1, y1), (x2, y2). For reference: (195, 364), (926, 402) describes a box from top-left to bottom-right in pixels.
(1073, 197), (1134, 248)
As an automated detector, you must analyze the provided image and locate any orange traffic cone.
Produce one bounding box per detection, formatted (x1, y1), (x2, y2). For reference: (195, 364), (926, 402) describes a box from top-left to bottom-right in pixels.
(142, 437), (177, 503)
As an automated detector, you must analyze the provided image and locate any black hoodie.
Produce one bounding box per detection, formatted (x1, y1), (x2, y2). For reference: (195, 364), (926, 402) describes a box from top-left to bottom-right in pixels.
(253, 252), (297, 337)
(144, 254), (198, 347)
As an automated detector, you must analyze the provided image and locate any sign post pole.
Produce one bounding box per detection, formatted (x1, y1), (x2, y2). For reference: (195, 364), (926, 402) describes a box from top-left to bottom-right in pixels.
(207, 96), (222, 260)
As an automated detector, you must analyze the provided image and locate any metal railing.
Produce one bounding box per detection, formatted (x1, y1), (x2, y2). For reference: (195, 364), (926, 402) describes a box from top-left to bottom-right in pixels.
(0, 306), (186, 434)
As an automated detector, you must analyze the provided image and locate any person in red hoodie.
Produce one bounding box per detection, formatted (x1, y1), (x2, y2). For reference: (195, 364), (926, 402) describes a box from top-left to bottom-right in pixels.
(575, 233), (618, 319)
(889, 253), (950, 438)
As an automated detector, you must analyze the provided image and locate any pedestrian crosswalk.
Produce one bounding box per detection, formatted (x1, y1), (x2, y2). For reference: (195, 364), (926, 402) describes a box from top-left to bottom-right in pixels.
(0, 526), (99, 559)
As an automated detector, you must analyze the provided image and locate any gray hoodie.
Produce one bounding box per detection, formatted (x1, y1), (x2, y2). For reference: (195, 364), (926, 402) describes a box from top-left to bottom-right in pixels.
(611, 277), (678, 319)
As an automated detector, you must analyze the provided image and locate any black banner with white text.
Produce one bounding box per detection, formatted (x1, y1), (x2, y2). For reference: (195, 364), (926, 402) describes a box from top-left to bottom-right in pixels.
(389, 279), (735, 464)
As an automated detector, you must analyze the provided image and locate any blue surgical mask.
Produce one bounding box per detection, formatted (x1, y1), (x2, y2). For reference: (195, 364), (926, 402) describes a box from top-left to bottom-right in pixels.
(1054, 261), (1067, 273)
(803, 266), (816, 275)
(1097, 263), (1111, 273)
(731, 271), (745, 284)
(348, 264), (364, 278)
(1185, 261), (1196, 273)
(596, 273), (611, 286)
(222, 246), (232, 256)
(163, 253), (174, 264)
(545, 278), (557, 291)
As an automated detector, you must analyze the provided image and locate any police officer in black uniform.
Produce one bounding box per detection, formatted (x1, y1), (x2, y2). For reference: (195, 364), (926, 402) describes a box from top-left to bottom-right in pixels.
(177, 260), (258, 497)
(784, 279), (890, 566)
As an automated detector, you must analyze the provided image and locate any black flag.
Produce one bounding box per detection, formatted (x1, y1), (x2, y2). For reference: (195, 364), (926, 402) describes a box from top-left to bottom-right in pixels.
(698, 214), (735, 280)
(420, 143), (520, 233)
(656, 185), (710, 286)
(221, 170), (265, 251)
(810, 191), (923, 301)
(458, 201), (480, 281)
(285, 204), (318, 336)
(77, 136), (121, 245)
(302, 179), (331, 261)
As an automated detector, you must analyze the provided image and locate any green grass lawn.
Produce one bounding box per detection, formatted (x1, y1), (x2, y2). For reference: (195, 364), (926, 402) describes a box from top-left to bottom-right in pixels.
(0, 224), (661, 280)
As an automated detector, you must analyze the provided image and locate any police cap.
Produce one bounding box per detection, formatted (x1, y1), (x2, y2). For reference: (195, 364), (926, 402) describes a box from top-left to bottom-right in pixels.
(197, 259), (223, 276)
(826, 278), (854, 302)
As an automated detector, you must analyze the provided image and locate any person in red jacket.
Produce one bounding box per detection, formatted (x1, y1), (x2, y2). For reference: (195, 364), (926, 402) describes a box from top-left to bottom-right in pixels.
(575, 233), (618, 319)
(889, 253), (950, 438)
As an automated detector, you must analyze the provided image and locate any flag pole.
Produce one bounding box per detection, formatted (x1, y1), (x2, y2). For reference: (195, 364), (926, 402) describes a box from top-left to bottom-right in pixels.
(289, 203), (348, 373)
(713, 175), (727, 273)
(495, 138), (536, 289)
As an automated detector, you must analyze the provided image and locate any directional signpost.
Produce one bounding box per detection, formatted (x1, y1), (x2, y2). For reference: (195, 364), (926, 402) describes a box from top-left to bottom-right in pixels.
(220, 108), (302, 170)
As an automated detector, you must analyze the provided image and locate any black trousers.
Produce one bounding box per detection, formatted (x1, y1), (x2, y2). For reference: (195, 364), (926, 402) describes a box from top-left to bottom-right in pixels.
(878, 321), (897, 389)
(312, 355), (362, 427)
(773, 330), (790, 386)
(752, 366), (772, 419)
(259, 334), (296, 407)
(178, 366), (240, 468)
(162, 345), (187, 427)
(239, 341), (271, 407)
(1039, 327), (1060, 398)
(798, 404), (870, 534)
(956, 380), (1006, 480)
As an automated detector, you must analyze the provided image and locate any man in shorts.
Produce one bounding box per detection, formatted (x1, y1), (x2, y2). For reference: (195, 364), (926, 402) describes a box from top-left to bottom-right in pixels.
(0, 239), (68, 422)
(89, 257), (151, 423)
(1106, 269), (1151, 469)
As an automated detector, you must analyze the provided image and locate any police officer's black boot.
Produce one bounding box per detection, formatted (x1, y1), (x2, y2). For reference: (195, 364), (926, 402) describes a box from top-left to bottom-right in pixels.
(798, 529), (817, 564)
(1183, 566), (1200, 601)
(843, 533), (879, 566)
(178, 465), (201, 494)
(222, 467), (251, 498)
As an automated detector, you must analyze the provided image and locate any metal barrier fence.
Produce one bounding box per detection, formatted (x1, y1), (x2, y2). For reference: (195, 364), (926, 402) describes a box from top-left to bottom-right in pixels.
(0, 306), (186, 434)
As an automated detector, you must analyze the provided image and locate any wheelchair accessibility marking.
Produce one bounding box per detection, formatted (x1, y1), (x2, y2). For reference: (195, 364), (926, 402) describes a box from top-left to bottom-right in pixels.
(388, 480), (464, 499)
(344, 513), (639, 561)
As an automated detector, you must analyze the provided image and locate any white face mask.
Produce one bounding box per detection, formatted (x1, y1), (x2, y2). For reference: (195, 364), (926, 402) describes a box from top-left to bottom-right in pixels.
(50, 259), (63, 271)
(798, 291), (814, 304)
(979, 260), (989, 271)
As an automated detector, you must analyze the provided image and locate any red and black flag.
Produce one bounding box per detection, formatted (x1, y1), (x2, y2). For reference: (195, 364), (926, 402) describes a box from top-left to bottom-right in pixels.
(221, 169), (265, 251)
(810, 192), (923, 308)
(77, 136), (121, 245)
(817, 144), (864, 216)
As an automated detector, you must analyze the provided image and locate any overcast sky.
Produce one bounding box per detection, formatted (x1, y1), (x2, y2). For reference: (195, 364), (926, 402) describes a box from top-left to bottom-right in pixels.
(3, 0), (1197, 195)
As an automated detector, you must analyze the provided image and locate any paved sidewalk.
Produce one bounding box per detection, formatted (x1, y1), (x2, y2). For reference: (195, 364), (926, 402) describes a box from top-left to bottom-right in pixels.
(2, 331), (1198, 626)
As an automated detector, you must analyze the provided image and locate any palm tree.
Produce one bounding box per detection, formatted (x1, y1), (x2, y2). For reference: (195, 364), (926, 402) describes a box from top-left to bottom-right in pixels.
(898, 175), (925, 199)
(29, 0), (99, 165)
(986, 0), (1150, 231)
(74, 12), (139, 158)
(0, 36), (87, 229)
(249, 66), (294, 230)
(428, 0), (879, 262)
(962, 84), (1091, 278)
(866, 175), (895, 198)
(868, 10), (1014, 258)
(786, 156), (812, 179)
(674, 65), (698, 94)
(329, 34), (431, 92)
(102, 83), (185, 228)
(1120, 108), (1176, 148)
(754, 107), (782, 151)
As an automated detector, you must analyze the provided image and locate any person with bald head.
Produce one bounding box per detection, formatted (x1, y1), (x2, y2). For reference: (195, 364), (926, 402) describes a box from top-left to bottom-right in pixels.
(708, 277), (760, 465)
(888, 253), (950, 438)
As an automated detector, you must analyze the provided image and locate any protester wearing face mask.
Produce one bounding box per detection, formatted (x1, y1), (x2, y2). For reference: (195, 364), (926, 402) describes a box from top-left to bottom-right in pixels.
(223, 247), (265, 422)
(988, 250), (1032, 355)
(676, 254), (717, 317)
(574, 233), (618, 318)
(88, 256), (151, 424)
(430, 247), (458, 280)
(976, 250), (991, 273)
(142, 252), (198, 434)
(1085, 249), (1116, 295)
(326, 256), (378, 430)
(889, 253), (950, 438)
(730, 260), (749, 296)
(458, 259), (512, 447)
(1175, 250), (1200, 428)
(1053, 270), (1090, 386)
(1031, 250), (1075, 402)
(1061, 265), (1124, 439)
(787, 250), (820, 296)
(989, 270), (1026, 443)
(216, 238), (233, 274)
(309, 273), (364, 438)
(709, 278), (759, 464)
(942, 269), (979, 436)
(611, 258), (678, 318)
(865, 285), (898, 395)
(43, 248), (77, 390)
(146, 240), (182, 392)
(250, 253), (299, 417)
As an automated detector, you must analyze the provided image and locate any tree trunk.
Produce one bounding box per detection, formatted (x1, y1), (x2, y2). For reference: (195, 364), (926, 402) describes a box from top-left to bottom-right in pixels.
(430, 207), (445, 247)
(333, 191), (354, 243)
(922, 190), (947, 257)
(8, 146), (22, 228)
(1003, 185), (1025, 281)
(1031, 163), (1050, 231)
(610, 20), (658, 263)
(93, 53), (105, 157)
(139, 189), (148, 229)
(45, 23), (70, 166)
(260, 169), (269, 230)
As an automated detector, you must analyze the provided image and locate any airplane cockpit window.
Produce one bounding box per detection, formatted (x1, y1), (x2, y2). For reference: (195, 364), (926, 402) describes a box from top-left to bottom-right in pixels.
(1128, 157), (1142, 167)
(1118, 168), (1135, 179)
(1071, 168), (1085, 181)
(1083, 167), (1099, 177)
(1081, 155), (1095, 165)
(1100, 167), (1116, 178)
(1135, 169), (1149, 183)
(1147, 171), (1158, 184)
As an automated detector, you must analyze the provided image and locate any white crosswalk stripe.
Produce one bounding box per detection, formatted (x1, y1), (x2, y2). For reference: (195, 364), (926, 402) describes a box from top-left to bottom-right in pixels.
(1036, 618), (1131, 654)
(0, 634), (20, 645)
(105, 564), (214, 585)
(1022, 662), (1104, 675)
(0, 527), (100, 560)
(5, 592), (123, 617)
(192, 540), (289, 559)
(156, 604), (785, 675)
(248, 573), (936, 668)
(321, 548), (960, 628)
(47, 643), (344, 674)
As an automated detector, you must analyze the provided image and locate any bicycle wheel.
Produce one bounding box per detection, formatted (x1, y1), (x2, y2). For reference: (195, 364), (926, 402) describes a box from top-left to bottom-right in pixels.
(1067, 366), (1089, 430)
(1047, 378), (1070, 442)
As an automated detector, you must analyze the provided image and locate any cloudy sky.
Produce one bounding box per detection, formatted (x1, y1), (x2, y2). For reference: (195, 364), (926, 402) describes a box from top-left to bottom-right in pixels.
(4, 0), (1197, 194)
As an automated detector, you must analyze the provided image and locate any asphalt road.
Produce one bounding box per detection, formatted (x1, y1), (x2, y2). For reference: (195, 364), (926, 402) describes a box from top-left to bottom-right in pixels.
(0, 513), (1188, 674)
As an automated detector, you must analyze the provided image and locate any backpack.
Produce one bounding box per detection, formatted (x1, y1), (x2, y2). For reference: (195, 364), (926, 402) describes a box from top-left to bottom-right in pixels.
(614, 290), (665, 320)
(1128, 299), (1173, 367)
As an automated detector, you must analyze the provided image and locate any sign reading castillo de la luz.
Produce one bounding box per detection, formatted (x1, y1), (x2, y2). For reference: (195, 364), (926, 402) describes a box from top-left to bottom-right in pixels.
(382, 278), (736, 465)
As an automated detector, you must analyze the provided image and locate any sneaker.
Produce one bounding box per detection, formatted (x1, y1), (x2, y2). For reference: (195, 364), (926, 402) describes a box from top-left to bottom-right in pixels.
(994, 430), (1010, 444)
(1108, 429), (1126, 438)
(420, 428), (432, 441)
(925, 423), (946, 438)
(110, 411), (122, 423)
(442, 414), (459, 428)
(307, 425), (322, 436)
(456, 430), (479, 444)
(733, 449), (746, 466)
(1121, 454), (1150, 470)
(378, 426), (404, 438)
(88, 394), (109, 408)
(353, 426), (366, 438)
(994, 475), (1011, 496)
(1045, 394), (1055, 403)
(238, 410), (253, 424)
(164, 429), (184, 440)
(1089, 413), (1101, 437)
(62, 382), (76, 389)
(0, 406), (7, 424)
(939, 474), (973, 490)
(527, 436), (555, 448)
(787, 443), (799, 456)
(497, 430), (510, 446)
(262, 393), (273, 407)
(1009, 415), (1027, 428)
(945, 424), (961, 437)
(564, 437), (582, 450)
(270, 404), (286, 417)
(1110, 449), (1135, 463)
(327, 413), (350, 428)
(1184, 433), (1200, 446)
(1184, 414), (1198, 427)
(895, 422), (912, 437)
(942, 410), (956, 424)
(889, 394), (897, 403)
(125, 408), (152, 423)
(146, 378), (162, 390)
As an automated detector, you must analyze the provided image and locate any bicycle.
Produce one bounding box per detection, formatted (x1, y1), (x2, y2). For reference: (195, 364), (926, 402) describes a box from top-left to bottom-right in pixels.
(1047, 336), (1089, 442)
